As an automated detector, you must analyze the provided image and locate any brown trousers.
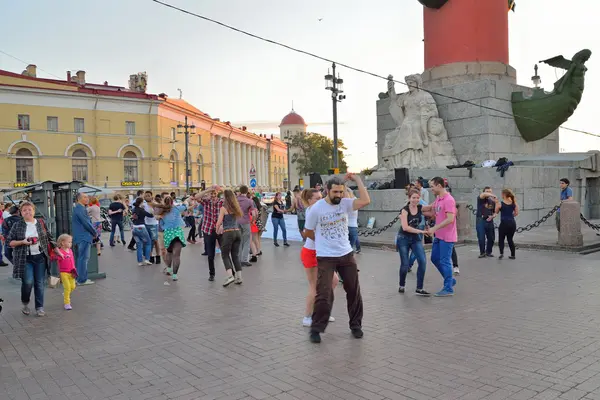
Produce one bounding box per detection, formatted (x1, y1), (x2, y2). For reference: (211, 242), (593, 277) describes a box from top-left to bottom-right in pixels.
(311, 252), (363, 333)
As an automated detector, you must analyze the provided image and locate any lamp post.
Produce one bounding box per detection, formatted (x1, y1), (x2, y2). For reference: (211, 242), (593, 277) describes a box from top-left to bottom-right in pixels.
(531, 64), (541, 88)
(283, 129), (291, 190)
(324, 63), (346, 170)
(177, 116), (196, 194)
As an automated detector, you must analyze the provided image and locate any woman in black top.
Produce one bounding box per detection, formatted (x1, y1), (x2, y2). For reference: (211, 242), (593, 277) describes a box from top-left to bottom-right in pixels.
(396, 190), (430, 296)
(131, 197), (154, 265)
(495, 189), (519, 259)
(271, 192), (289, 247)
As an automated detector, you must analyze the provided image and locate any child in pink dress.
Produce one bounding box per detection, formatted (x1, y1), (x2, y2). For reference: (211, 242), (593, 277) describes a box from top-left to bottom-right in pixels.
(52, 234), (78, 310)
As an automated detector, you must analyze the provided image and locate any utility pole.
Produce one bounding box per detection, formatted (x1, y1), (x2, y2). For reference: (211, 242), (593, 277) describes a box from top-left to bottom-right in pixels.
(324, 63), (346, 169)
(177, 116), (196, 194)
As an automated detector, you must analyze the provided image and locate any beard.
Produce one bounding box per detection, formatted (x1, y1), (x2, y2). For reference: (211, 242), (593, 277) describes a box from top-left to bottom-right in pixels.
(330, 196), (342, 205)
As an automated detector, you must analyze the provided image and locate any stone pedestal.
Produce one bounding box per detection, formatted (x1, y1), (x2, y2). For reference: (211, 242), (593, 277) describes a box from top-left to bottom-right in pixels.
(456, 201), (471, 241)
(558, 201), (584, 247)
(376, 78), (559, 167)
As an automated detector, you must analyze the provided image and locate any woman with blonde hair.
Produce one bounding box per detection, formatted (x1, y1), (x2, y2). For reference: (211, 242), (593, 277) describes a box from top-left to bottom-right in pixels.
(216, 190), (244, 287)
(495, 188), (519, 259)
(152, 196), (187, 281)
(87, 196), (103, 256)
(300, 188), (338, 327)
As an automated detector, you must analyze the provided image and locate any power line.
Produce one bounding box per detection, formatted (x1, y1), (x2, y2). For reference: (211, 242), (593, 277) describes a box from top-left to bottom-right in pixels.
(0, 49), (64, 80)
(150, 0), (600, 139)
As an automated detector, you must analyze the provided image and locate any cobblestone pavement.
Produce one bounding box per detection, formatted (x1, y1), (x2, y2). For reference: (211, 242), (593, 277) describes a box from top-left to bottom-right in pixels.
(2, 235), (600, 400)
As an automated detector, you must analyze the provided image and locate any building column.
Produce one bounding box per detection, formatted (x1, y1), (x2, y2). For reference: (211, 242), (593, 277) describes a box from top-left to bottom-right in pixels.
(241, 143), (247, 184)
(246, 145), (251, 183)
(217, 136), (224, 185)
(223, 138), (230, 186)
(230, 140), (236, 186)
(258, 148), (264, 187)
(210, 135), (217, 185)
(236, 142), (242, 185)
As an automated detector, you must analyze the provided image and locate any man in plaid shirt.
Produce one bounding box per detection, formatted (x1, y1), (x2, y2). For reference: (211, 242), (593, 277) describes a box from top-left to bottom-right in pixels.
(195, 186), (223, 281)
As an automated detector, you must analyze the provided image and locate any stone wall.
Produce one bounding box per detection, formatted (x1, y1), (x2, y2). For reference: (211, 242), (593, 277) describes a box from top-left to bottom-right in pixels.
(376, 79), (559, 167)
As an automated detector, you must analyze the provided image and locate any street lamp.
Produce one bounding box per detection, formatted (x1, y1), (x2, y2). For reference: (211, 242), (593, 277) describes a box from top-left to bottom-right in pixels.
(324, 63), (346, 170)
(531, 64), (541, 88)
(177, 116), (196, 194)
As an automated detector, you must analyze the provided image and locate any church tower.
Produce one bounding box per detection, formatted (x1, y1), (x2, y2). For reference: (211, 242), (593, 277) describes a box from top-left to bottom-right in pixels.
(279, 107), (307, 189)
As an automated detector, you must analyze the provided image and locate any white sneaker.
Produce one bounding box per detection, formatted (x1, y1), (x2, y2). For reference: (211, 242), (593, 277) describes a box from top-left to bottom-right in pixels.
(138, 262), (145, 266)
(453, 267), (460, 276)
(302, 317), (312, 327)
(80, 279), (94, 285)
(144, 260), (153, 265)
(222, 276), (235, 287)
(329, 316), (335, 322)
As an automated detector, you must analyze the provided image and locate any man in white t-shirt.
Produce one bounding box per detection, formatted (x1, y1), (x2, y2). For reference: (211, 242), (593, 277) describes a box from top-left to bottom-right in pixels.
(304, 174), (371, 343)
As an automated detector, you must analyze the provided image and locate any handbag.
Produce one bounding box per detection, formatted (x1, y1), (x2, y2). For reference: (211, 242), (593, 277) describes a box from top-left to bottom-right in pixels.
(47, 275), (61, 289)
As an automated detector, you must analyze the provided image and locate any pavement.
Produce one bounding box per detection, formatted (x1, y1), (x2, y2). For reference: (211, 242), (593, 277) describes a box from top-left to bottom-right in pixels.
(2, 233), (600, 399)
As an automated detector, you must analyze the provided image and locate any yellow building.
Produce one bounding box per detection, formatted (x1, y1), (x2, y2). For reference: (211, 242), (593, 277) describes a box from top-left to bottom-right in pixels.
(0, 65), (287, 195)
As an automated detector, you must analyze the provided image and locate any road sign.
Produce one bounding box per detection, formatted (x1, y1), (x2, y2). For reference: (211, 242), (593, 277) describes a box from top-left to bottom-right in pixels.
(250, 178), (257, 188)
(249, 164), (256, 178)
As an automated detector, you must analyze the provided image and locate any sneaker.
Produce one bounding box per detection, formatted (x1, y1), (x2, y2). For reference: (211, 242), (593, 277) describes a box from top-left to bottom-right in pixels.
(155, 256), (161, 265)
(242, 262), (252, 267)
(351, 328), (364, 339)
(415, 289), (431, 296)
(478, 254), (486, 258)
(486, 254), (494, 258)
(215, 248), (221, 254)
(202, 252), (208, 256)
(250, 256), (258, 262)
(223, 276), (235, 287)
(309, 331), (321, 343)
(257, 251), (263, 256)
(398, 286), (405, 293)
(172, 274), (178, 281)
(499, 254), (504, 259)
(0, 261), (8, 267)
(81, 279), (95, 285)
(36, 308), (46, 317)
(356, 249), (361, 254)
(138, 262), (145, 266)
(234, 275), (243, 285)
(21, 304), (30, 315)
(164, 267), (172, 275)
(64, 304), (72, 311)
(434, 289), (454, 297)
(328, 316), (335, 322)
(453, 267), (460, 276)
(509, 255), (516, 260)
(274, 242), (280, 247)
(302, 317), (312, 327)
(143, 260), (153, 265)
(208, 275), (215, 282)
(284, 242), (290, 247)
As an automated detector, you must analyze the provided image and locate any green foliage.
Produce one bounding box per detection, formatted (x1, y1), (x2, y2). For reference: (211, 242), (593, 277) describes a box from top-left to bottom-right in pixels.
(289, 132), (348, 176)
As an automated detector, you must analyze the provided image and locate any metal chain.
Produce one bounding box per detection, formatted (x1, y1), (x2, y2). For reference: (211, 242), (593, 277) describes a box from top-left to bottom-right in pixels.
(465, 204), (560, 233)
(580, 214), (600, 231)
(357, 216), (399, 237)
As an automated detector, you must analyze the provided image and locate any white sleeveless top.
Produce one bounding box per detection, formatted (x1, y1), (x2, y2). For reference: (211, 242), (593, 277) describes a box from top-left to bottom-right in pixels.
(303, 205), (315, 251)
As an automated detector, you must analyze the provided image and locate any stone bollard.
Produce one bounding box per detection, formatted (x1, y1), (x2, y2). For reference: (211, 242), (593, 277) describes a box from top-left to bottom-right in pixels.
(456, 201), (471, 243)
(558, 201), (583, 247)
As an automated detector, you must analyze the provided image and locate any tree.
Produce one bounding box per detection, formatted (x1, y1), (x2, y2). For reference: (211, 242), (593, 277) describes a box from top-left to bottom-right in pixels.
(289, 132), (348, 176)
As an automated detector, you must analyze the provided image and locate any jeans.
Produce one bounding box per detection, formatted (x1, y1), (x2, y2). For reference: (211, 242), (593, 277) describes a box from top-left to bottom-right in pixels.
(238, 223), (251, 262)
(221, 230), (242, 272)
(431, 238), (454, 293)
(109, 219), (125, 245)
(74, 241), (91, 284)
(4, 242), (13, 264)
(396, 233), (426, 290)
(311, 252), (362, 333)
(204, 230), (220, 276)
(476, 218), (495, 255)
(272, 217), (287, 243)
(21, 254), (47, 310)
(132, 226), (152, 263)
(348, 227), (361, 251)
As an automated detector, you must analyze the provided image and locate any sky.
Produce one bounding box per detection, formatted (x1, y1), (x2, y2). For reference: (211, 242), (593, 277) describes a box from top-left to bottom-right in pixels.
(1, 0), (599, 171)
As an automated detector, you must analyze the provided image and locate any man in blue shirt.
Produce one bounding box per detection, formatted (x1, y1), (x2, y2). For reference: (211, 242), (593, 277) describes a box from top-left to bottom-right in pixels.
(72, 193), (98, 285)
(556, 178), (574, 232)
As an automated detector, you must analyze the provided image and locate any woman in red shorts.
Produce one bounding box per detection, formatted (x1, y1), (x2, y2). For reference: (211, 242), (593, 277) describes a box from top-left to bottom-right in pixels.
(300, 188), (338, 327)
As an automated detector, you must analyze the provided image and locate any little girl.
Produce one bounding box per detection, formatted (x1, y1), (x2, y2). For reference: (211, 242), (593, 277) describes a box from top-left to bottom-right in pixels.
(53, 234), (77, 310)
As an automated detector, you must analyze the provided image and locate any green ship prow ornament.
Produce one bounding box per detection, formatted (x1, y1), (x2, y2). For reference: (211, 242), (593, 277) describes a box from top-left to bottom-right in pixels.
(512, 49), (591, 142)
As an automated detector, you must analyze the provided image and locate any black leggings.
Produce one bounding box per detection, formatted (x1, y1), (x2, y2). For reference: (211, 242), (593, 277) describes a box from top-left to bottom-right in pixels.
(498, 220), (516, 257)
(165, 240), (183, 274)
(186, 217), (196, 241)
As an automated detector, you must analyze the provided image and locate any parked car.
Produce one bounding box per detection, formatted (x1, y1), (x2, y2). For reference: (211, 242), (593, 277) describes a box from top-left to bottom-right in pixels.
(261, 192), (277, 206)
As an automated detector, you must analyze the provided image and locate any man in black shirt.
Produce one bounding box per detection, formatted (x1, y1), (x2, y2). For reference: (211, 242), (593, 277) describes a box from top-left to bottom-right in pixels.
(108, 195), (127, 247)
(476, 187), (498, 258)
(1, 206), (20, 264)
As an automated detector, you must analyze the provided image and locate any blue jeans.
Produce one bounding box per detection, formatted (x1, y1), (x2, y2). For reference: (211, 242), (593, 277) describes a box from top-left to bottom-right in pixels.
(348, 227), (361, 251)
(431, 238), (454, 293)
(132, 226), (152, 262)
(397, 233), (426, 289)
(109, 219), (125, 245)
(272, 217), (287, 243)
(476, 218), (495, 255)
(21, 254), (47, 309)
(75, 241), (92, 284)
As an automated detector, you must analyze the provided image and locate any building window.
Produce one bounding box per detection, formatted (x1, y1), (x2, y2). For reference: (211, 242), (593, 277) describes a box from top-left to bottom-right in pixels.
(126, 121), (135, 135)
(123, 151), (138, 181)
(169, 153), (177, 183)
(171, 127), (176, 141)
(47, 116), (58, 132)
(74, 118), (85, 133)
(71, 149), (88, 182)
(197, 155), (204, 181)
(15, 148), (34, 183)
(18, 114), (30, 130)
